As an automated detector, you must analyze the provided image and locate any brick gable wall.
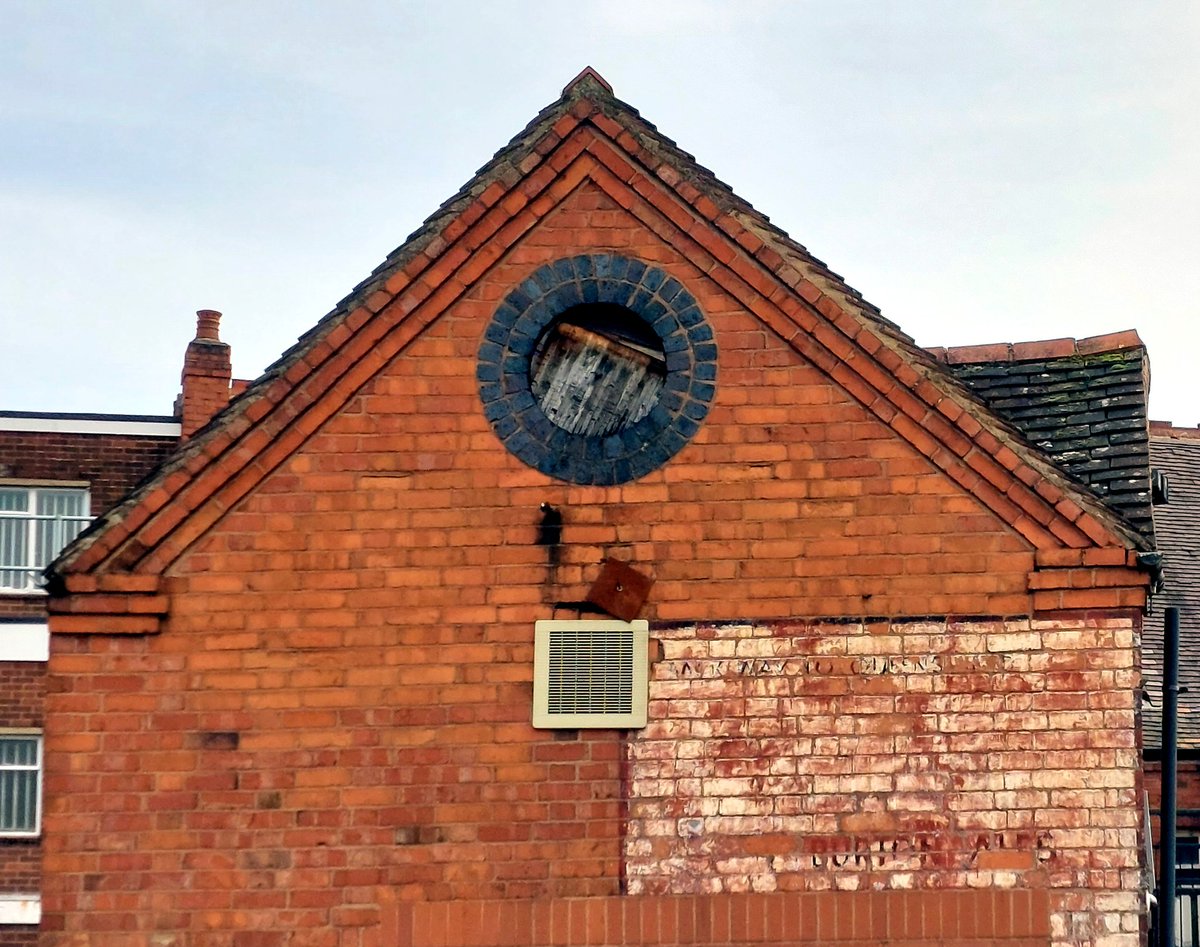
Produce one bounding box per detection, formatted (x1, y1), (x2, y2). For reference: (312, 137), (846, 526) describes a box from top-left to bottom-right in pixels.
(40, 185), (1144, 945)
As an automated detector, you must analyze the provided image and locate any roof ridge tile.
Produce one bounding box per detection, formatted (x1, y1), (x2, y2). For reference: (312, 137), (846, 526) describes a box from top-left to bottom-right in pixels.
(562, 66), (613, 96)
(1151, 421), (1200, 438)
(931, 330), (1145, 365)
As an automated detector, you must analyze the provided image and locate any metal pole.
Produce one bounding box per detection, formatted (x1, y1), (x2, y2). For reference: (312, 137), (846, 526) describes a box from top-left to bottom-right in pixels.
(1160, 606), (1180, 947)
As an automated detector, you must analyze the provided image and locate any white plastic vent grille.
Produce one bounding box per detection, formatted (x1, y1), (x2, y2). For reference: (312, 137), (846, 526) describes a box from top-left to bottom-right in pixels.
(533, 620), (648, 728)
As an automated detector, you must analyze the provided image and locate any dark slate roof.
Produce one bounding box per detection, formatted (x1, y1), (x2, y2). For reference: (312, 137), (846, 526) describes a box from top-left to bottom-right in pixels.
(930, 334), (1153, 541)
(1145, 427), (1200, 749)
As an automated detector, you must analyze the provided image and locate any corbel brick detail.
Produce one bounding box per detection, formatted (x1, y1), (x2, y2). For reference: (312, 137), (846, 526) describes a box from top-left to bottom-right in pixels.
(47, 575), (166, 635)
(1028, 548), (1150, 611)
(47, 613), (162, 635)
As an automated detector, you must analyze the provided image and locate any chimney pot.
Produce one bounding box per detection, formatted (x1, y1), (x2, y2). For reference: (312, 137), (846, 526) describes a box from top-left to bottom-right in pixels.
(195, 309), (222, 342)
(180, 309), (233, 439)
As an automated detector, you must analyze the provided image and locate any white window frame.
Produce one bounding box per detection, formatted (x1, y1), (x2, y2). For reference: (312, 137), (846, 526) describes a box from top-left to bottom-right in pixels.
(0, 730), (43, 838)
(0, 484), (91, 594)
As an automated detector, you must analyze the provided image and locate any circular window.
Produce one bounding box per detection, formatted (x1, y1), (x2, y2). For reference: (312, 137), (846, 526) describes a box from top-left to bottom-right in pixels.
(477, 254), (716, 485)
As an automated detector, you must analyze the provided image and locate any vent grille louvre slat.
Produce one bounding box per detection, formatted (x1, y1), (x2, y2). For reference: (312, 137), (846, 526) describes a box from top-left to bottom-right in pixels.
(546, 629), (635, 713)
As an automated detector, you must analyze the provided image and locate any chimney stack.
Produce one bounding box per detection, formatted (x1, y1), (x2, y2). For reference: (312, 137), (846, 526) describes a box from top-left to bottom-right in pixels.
(179, 309), (233, 440)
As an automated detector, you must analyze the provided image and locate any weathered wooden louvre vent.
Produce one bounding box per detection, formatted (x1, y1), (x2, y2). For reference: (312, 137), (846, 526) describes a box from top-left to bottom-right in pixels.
(530, 306), (666, 437)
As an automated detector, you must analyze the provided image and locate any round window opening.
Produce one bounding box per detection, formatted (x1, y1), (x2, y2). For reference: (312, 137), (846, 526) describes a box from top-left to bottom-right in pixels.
(529, 303), (667, 438)
(477, 254), (717, 486)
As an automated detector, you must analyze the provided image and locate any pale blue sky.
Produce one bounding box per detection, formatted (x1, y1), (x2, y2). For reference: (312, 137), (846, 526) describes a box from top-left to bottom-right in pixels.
(2, 2), (1197, 422)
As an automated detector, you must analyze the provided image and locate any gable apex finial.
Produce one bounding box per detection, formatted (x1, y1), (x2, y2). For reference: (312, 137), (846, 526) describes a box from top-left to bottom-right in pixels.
(563, 66), (613, 97)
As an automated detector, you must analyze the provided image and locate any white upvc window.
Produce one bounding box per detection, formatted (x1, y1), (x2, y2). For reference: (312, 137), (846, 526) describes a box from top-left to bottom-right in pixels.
(0, 486), (90, 592)
(0, 732), (42, 837)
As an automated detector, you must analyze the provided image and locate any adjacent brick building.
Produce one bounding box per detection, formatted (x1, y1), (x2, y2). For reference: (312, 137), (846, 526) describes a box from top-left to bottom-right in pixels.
(0, 313), (243, 945)
(39, 70), (1163, 946)
(1143, 423), (1200, 874)
(0, 411), (180, 944)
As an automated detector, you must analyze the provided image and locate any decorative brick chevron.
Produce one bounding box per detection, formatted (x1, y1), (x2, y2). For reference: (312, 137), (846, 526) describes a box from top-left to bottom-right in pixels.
(50, 73), (1146, 587)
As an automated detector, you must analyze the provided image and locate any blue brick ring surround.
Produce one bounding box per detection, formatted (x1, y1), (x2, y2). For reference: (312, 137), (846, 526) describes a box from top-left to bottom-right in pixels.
(477, 254), (717, 485)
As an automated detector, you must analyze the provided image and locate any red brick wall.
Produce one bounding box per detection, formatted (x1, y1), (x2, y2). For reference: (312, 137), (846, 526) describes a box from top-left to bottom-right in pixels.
(0, 928), (37, 947)
(0, 832), (41, 896)
(0, 661), (44, 946)
(0, 603), (44, 621)
(382, 889), (1052, 945)
(1144, 758), (1200, 854)
(0, 428), (177, 943)
(0, 428), (175, 622)
(626, 616), (1141, 942)
(0, 660), (44, 899)
(40, 184), (1138, 945)
(0, 430), (177, 512)
(0, 661), (42, 731)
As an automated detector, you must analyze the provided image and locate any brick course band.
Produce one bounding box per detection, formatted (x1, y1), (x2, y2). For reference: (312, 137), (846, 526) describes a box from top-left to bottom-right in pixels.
(384, 889), (1051, 945)
(477, 254), (716, 485)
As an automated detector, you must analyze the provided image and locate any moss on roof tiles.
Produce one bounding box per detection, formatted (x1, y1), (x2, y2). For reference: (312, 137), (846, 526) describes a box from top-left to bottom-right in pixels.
(946, 348), (1153, 539)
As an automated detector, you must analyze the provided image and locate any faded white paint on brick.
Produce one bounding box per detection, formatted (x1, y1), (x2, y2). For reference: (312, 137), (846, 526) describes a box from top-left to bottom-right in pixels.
(625, 616), (1142, 947)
